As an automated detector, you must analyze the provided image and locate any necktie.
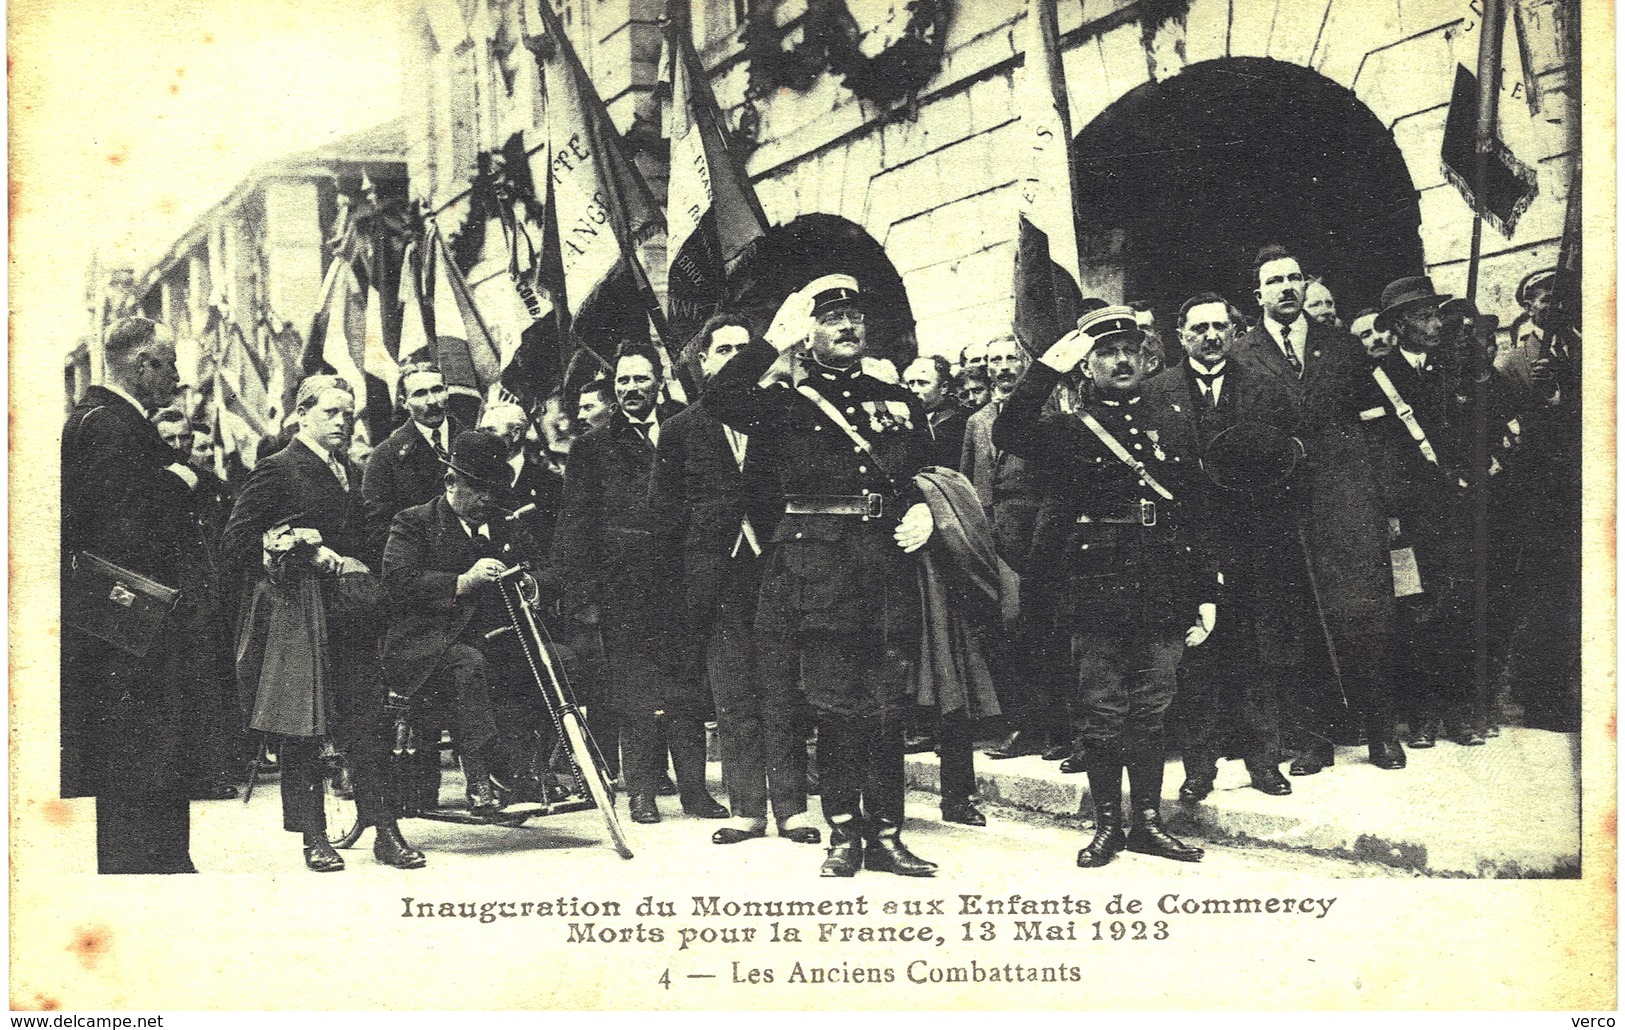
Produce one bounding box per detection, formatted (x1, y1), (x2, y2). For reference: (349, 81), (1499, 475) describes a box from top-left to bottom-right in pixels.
(1195, 374), (1221, 408)
(430, 429), (447, 461)
(1280, 325), (1303, 376)
(329, 457), (350, 492)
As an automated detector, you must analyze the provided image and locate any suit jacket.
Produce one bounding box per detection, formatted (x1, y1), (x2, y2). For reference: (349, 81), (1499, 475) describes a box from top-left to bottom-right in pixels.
(549, 408), (679, 626)
(1236, 319), (1392, 641)
(359, 416), (462, 568)
(650, 400), (783, 636)
(61, 386), (211, 799)
(381, 495), (542, 697)
(959, 395), (1042, 571)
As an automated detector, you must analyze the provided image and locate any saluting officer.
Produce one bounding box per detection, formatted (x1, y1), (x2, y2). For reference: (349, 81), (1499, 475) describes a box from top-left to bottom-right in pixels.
(706, 274), (940, 878)
(994, 306), (1213, 868)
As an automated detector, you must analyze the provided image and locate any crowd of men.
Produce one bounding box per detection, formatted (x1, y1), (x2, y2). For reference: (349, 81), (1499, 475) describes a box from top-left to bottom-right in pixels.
(61, 243), (1581, 876)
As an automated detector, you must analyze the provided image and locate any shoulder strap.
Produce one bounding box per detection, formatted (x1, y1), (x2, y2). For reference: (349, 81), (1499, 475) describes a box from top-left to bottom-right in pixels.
(1074, 409), (1175, 501)
(794, 383), (901, 490)
(1370, 367), (1469, 488)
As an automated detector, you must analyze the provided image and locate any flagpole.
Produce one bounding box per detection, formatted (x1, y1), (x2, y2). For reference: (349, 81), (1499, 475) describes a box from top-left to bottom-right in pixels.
(1465, 0), (1505, 735)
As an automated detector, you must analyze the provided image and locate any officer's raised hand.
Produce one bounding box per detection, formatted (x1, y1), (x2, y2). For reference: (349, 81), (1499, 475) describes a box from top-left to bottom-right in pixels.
(894, 502), (934, 553)
(456, 557), (508, 596)
(1039, 329), (1093, 374)
(766, 289), (816, 353)
(1186, 603), (1217, 647)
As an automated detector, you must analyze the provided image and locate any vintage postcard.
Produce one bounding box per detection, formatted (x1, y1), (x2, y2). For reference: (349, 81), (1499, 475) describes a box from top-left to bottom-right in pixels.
(9, 0), (1616, 1013)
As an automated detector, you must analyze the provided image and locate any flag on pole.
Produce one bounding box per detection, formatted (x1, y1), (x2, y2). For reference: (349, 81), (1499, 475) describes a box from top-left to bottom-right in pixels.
(215, 319), (274, 470)
(665, 12), (769, 351)
(1011, 0), (1084, 356)
(305, 255), (371, 411)
(397, 241), (433, 368)
(1441, 0), (1539, 238)
(362, 277), (400, 408)
(522, 0), (669, 360)
(424, 222), (503, 425)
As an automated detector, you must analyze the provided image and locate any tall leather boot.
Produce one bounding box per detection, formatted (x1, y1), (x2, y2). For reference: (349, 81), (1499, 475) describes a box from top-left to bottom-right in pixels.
(668, 716), (726, 818)
(1077, 765), (1127, 867)
(1125, 752), (1203, 863)
(815, 717), (862, 831)
(372, 817), (427, 869)
(859, 717), (937, 876)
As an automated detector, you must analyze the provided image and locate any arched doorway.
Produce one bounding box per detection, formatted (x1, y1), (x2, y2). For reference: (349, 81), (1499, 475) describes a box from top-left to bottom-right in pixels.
(1072, 58), (1424, 328)
(733, 213), (918, 370)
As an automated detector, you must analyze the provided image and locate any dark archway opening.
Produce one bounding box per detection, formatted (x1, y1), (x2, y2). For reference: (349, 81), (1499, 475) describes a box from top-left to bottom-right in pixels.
(1072, 58), (1425, 329)
(731, 213), (918, 370)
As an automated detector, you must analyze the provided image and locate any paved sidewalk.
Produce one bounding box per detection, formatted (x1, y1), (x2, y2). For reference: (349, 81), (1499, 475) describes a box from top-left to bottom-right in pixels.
(904, 727), (1581, 878)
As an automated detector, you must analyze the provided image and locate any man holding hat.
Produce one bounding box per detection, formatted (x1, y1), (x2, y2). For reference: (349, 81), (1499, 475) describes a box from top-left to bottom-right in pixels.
(994, 306), (1212, 868)
(1237, 244), (1395, 778)
(707, 273), (942, 878)
(381, 429), (545, 816)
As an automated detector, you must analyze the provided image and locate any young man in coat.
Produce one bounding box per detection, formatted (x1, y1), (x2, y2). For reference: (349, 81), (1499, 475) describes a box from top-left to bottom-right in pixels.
(653, 313), (818, 845)
(224, 375), (422, 872)
(1236, 244), (1397, 775)
(381, 430), (548, 816)
(994, 306), (1213, 868)
(706, 274), (940, 878)
(61, 317), (212, 873)
(551, 344), (727, 826)
(360, 363), (463, 568)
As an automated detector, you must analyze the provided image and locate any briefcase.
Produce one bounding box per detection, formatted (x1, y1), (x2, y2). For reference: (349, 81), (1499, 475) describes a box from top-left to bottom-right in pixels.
(64, 551), (180, 658)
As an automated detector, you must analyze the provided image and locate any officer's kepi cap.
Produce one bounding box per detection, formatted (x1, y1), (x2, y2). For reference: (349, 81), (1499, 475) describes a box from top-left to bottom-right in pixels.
(1516, 266), (1557, 307)
(1075, 304), (1145, 353)
(803, 273), (865, 317)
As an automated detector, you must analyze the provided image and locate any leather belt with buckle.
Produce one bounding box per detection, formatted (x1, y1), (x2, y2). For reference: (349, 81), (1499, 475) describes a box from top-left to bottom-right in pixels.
(784, 494), (885, 517)
(1076, 500), (1157, 527)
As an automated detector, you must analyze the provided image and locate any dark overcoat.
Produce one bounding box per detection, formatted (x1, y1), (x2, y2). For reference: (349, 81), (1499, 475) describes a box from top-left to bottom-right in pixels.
(222, 437), (381, 748)
(380, 495), (541, 697)
(60, 387), (213, 799)
(1236, 320), (1392, 642)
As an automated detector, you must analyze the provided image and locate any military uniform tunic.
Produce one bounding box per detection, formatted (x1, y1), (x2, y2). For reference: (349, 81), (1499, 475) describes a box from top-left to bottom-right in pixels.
(994, 362), (1215, 754)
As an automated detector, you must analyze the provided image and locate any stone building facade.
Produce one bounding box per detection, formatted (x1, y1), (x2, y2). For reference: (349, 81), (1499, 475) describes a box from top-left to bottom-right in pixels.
(405, 0), (1579, 360)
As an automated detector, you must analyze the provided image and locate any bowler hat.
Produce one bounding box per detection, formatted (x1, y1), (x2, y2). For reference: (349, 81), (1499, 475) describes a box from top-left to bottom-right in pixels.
(1075, 305), (1145, 353)
(1516, 267), (1557, 307)
(1376, 275), (1450, 329)
(1200, 421), (1304, 494)
(803, 273), (865, 317)
(440, 430), (512, 490)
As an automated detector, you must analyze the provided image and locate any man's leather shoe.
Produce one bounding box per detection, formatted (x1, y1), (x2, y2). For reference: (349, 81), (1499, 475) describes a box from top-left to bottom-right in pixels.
(373, 824), (427, 869)
(1058, 751), (1090, 774)
(1289, 746), (1333, 776)
(941, 800), (986, 826)
(864, 835), (938, 877)
(303, 841), (345, 872)
(1246, 762), (1292, 796)
(654, 775), (679, 797)
(903, 733), (938, 755)
(1408, 723), (1438, 749)
(681, 792), (729, 819)
(630, 794), (661, 824)
(820, 824), (863, 877)
(984, 730), (1044, 760)
(712, 826), (766, 845)
(466, 778), (502, 816)
(780, 826), (822, 845)
(1041, 741), (1073, 762)
(1178, 773), (1215, 803)
(1450, 727), (1487, 747)
(1369, 740), (1407, 769)
(1076, 823), (1127, 868)
(1126, 810), (1203, 863)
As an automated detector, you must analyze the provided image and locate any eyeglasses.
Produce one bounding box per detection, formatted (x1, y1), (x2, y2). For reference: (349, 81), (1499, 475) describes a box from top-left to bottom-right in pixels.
(814, 308), (866, 326)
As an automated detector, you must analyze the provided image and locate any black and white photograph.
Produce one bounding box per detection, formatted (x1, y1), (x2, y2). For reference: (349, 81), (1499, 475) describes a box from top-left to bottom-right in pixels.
(11, 0), (1614, 1013)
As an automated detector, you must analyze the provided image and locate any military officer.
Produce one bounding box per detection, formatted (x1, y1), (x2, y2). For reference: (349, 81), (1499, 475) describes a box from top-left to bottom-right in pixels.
(994, 306), (1212, 868)
(707, 274), (940, 878)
